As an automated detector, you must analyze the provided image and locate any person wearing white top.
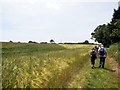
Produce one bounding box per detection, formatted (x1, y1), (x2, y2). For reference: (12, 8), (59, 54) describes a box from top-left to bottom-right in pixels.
(98, 45), (107, 68)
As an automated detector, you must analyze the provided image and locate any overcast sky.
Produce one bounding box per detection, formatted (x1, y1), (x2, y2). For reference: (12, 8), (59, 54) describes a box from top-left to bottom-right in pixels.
(0, 0), (119, 43)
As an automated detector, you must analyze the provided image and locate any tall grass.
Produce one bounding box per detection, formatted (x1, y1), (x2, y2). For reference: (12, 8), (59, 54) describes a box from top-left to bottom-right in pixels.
(107, 42), (120, 64)
(83, 59), (119, 88)
(2, 42), (94, 88)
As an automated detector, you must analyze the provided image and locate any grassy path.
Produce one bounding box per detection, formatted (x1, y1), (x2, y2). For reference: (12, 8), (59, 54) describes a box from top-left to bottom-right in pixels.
(68, 56), (119, 89)
(2, 42), (119, 88)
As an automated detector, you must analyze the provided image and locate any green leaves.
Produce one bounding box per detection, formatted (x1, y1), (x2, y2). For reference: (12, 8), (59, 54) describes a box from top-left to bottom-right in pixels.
(2, 43), (94, 88)
(91, 6), (120, 46)
(91, 24), (110, 46)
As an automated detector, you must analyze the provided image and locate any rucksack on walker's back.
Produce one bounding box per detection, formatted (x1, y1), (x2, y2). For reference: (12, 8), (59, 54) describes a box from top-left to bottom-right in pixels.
(91, 51), (97, 58)
(99, 48), (105, 55)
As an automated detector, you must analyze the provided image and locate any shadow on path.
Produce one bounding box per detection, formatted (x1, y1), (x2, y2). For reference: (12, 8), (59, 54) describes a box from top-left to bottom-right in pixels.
(94, 67), (116, 72)
(103, 67), (116, 72)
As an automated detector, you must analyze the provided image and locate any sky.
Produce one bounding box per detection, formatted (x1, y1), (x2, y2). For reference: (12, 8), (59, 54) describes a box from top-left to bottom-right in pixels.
(0, 0), (119, 43)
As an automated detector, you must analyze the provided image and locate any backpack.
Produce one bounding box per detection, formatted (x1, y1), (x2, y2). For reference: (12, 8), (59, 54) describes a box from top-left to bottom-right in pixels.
(99, 48), (105, 55)
(91, 51), (96, 59)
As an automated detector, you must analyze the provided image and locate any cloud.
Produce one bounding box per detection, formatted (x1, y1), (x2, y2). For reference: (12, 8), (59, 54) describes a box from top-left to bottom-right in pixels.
(0, 0), (118, 43)
(46, 2), (60, 10)
(0, 0), (119, 3)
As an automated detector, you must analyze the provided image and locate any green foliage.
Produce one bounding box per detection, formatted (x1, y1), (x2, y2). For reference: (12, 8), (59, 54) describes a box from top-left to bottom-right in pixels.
(50, 39), (55, 44)
(2, 43), (66, 57)
(83, 40), (89, 44)
(113, 7), (120, 20)
(107, 43), (120, 64)
(109, 19), (120, 43)
(2, 42), (119, 88)
(2, 42), (94, 88)
(91, 6), (120, 46)
(91, 24), (110, 46)
(83, 58), (118, 88)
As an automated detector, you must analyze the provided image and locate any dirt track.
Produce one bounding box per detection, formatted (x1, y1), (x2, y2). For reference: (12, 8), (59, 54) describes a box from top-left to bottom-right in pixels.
(107, 57), (120, 81)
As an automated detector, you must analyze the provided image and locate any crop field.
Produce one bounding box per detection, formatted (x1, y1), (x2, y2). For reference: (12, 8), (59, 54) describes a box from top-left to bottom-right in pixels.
(1, 42), (119, 89)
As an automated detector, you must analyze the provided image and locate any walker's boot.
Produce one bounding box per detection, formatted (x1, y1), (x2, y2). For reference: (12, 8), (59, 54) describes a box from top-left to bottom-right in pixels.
(99, 65), (101, 68)
(92, 65), (94, 69)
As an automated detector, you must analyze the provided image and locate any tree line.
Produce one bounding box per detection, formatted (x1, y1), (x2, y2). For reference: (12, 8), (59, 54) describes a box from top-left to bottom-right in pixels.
(91, 6), (120, 47)
(9, 40), (92, 44)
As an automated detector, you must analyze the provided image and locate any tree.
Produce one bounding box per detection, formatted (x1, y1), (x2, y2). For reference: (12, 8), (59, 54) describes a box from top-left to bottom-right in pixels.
(108, 7), (120, 43)
(40, 42), (47, 44)
(91, 24), (111, 46)
(91, 6), (120, 46)
(28, 41), (38, 44)
(28, 41), (33, 43)
(83, 40), (89, 44)
(9, 40), (13, 43)
(50, 39), (55, 44)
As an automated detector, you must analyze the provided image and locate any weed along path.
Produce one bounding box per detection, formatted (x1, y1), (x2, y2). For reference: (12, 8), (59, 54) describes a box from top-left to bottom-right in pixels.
(2, 42), (119, 88)
(71, 56), (119, 88)
(107, 57), (120, 81)
(64, 54), (119, 88)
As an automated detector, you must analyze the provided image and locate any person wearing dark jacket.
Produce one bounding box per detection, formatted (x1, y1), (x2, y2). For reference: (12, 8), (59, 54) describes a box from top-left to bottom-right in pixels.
(90, 48), (97, 69)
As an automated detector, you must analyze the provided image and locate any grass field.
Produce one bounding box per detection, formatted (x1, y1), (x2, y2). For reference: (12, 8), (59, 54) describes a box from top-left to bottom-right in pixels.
(1, 42), (119, 89)
(107, 43), (120, 64)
